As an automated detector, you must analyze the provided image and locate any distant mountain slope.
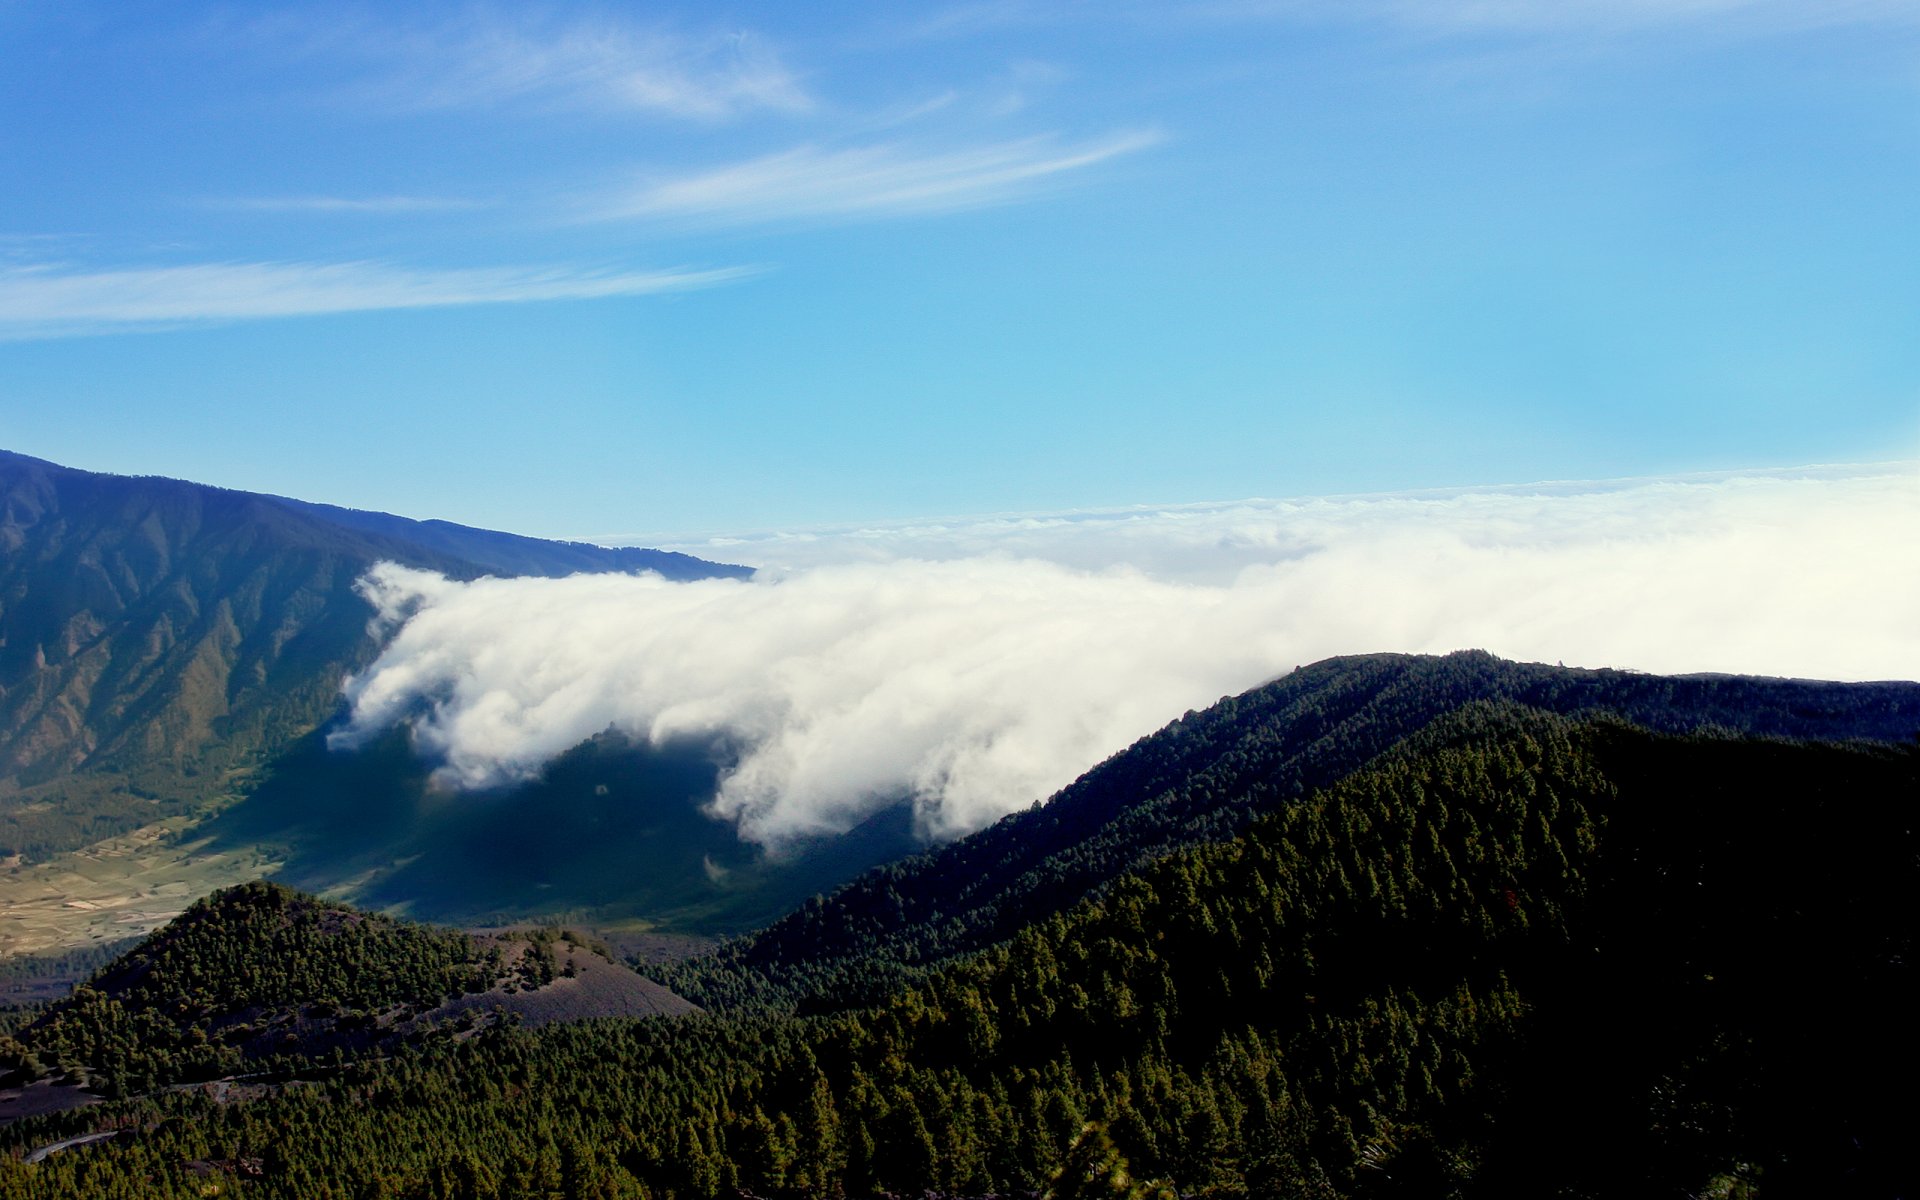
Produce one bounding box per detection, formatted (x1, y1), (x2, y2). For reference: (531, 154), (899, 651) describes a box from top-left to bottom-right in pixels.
(0, 450), (745, 860)
(267, 494), (743, 582)
(668, 650), (1920, 1010)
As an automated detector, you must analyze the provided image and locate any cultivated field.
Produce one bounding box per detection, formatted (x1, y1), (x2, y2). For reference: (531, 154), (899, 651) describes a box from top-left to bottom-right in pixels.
(0, 820), (283, 956)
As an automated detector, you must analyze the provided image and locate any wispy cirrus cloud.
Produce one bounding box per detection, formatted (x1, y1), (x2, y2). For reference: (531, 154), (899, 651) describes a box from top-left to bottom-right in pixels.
(0, 259), (751, 339)
(293, 10), (811, 119)
(588, 129), (1162, 226)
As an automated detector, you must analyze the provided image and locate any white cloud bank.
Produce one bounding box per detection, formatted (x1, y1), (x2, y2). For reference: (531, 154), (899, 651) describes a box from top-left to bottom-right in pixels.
(337, 467), (1920, 848)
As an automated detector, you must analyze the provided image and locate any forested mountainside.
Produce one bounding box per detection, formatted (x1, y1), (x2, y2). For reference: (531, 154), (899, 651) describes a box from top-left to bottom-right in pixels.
(0, 881), (694, 1101)
(0, 450), (745, 861)
(0, 942), (140, 1032)
(0, 705), (1911, 1198)
(662, 650), (1920, 1012)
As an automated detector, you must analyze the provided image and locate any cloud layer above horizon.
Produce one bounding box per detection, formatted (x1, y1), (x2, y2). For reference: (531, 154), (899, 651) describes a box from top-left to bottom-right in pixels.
(336, 467), (1920, 848)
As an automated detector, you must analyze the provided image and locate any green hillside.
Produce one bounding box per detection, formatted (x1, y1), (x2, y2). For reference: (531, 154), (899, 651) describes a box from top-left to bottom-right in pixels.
(0, 698), (1912, 1197)
(0, 882), (697, 1101)
(0, 882), (502, 1096)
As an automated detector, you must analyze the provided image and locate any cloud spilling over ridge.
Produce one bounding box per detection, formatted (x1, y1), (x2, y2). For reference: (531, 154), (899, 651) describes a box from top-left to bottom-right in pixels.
(337, 467), (1920, 847)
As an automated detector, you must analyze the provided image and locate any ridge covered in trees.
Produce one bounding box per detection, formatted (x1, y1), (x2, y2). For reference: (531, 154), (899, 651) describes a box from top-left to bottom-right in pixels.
(0, 883), (690, 1101)
(661, 651), (1920, 1013)
(0, 658), (1912, 1198)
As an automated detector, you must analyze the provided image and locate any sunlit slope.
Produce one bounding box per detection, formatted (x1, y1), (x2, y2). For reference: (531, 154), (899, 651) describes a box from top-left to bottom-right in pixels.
(0, 449), (745, 862)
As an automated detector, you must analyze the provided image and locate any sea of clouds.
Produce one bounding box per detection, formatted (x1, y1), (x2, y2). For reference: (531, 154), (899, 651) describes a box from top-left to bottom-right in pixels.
(335, 466), (1920, 847)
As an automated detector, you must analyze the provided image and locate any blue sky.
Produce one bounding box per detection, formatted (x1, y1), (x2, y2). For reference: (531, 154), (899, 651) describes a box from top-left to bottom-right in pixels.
(3, 0), (1917, 539)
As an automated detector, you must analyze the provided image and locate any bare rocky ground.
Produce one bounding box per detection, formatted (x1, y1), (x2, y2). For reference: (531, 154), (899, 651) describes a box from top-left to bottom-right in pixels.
(0, 1079), (97, 1125)
(426, 936), (700, 1027)
(594, 926), (718, 966)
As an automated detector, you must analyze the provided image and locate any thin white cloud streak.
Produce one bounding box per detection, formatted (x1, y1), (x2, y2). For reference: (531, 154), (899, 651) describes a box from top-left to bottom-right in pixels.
(589, 130), (1162, 225)
(318, 11), (810, 119)
(338, 468), (1920, 850)
(0, 259), (751, 337)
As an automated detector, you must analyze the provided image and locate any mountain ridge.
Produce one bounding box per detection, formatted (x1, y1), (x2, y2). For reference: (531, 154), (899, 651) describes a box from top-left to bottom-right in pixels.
(0, 449), (748, 861)
(664, 649), (1920, 1011)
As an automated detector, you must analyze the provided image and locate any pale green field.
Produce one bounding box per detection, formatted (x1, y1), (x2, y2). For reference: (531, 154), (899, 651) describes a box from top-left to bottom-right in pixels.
(0, 820), (282, 956)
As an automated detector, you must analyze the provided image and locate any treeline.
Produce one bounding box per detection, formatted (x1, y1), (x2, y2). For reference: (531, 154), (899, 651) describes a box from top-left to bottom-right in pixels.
(0, 939), (139, 1038)
(2, 709), (1912, 1196)
(0, 773), (202, 865)
(0, 939), (138, 995)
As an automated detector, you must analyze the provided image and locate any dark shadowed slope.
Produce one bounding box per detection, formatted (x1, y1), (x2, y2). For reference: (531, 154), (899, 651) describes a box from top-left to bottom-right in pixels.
(197, 726), (925, 934)
(0, 449), (745, 861)
(667, 650), (1920, 1011)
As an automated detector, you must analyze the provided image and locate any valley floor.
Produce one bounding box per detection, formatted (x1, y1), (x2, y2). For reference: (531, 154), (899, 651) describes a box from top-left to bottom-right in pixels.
(0, 820), (282, 957)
